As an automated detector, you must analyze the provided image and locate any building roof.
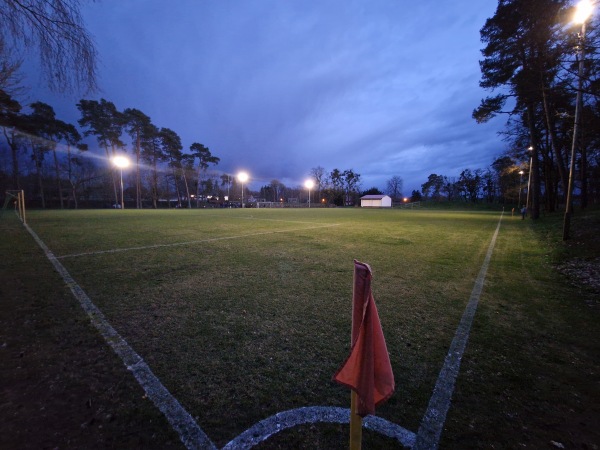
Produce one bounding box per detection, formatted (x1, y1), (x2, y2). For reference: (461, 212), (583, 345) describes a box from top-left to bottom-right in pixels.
(360, 195), (390, 200)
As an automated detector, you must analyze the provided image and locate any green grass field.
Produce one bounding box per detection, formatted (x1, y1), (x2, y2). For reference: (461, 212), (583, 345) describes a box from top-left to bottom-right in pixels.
(2, 207), (599, 449)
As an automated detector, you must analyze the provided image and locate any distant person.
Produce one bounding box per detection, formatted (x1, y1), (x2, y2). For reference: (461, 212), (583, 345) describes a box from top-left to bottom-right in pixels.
(521, 206), (527, 220)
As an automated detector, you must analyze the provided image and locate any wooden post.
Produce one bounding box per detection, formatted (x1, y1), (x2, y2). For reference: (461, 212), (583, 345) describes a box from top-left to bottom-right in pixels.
(17, 190), (27, 224)
(20, 190), (26, 224)
(349, 261), (364, 450)
(350, 391), (362, 450)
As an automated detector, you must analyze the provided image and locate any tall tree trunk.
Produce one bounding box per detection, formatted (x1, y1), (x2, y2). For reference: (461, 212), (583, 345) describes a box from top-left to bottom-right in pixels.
(182, 169), (192, 208)
(526, 105), (541, 219)
(52, 148), (64, 209)
(32, 144), (46, 209)
(580, 140), (587, 209)
(70, 181), (79, 209)
(172, 168), (181, 207)
(135, 132), (142, 209)
(541, 86), (568, 202)
(4, 128), (20, 189)
(165, 175), (172, 208)
(196, 165), (203, 207)
(102, 144), (119, 206)
(110, 144), (120, 206)
(151, 151), (158, 209)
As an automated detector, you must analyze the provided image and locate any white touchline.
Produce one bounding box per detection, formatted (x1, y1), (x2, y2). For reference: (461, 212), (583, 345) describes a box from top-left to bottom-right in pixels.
(414, 212), (504, 450)
(56, 223), (340, 259)
(233, 216), (332, 225)
(23, 222), (217, 450)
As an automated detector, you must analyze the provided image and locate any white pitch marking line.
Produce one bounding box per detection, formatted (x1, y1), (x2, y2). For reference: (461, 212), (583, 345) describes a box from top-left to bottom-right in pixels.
(23, 222), (217, 450)
(232, 216), (333, 225)
(413, 212), (504, 450)
(56, 223), (340, 259)
(222, 406), (416, 449)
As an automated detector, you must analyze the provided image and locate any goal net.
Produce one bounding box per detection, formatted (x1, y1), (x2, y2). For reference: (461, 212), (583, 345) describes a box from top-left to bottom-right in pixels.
(3, 190), (26, 224)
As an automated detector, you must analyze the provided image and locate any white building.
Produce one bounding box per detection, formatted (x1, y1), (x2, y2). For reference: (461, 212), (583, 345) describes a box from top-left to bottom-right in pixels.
(360, 194), (392, 208)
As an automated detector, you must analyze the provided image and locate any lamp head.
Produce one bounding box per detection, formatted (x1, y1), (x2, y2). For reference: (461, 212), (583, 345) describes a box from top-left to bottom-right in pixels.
(113, 155), (130, 169)
(574, 0), (593, 24)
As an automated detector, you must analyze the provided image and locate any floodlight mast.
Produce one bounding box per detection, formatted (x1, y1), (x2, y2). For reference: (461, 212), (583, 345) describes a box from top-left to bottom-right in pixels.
(238, 171), (249, 208)
(518, 170), (524, 209)
(305, 179), (314, 207)
(112, 155), (130, 209)
(563, 0), (594, 240)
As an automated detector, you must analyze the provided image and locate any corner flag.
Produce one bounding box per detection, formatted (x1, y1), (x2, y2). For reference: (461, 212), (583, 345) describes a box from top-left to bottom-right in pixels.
(333, 260), (395, 417)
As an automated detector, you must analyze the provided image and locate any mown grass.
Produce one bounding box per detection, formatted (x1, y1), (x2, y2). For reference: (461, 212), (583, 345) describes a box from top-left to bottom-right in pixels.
(3, 206), (599, 449)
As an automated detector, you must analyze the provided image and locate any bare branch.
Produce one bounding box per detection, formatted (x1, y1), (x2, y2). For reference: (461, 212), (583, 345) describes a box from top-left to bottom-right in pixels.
(0, 0), (98, 93)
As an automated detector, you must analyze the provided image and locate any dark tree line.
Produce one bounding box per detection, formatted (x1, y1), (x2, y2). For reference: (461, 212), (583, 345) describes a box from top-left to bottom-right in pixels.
(473, 0), (600, 219)
(0, 93), (220, 208)
(419, 157), (532, 205)
(308, 166), (362, 206)
(255, 167), (365, 206)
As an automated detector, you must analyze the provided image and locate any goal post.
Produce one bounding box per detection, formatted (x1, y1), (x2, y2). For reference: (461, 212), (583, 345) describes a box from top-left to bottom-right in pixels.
(3, 190), (26, 224)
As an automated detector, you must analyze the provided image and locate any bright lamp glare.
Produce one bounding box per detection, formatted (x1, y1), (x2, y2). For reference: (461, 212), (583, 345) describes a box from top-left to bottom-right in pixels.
(113, 155), (130, 168)
(304, 179), (314, 189)
(237, 171), (249, 183)
(574, 0), (593, 24)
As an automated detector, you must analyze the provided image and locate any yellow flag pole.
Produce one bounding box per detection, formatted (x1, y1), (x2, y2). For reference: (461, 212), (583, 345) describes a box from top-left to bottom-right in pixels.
(350, 390), (362, 450)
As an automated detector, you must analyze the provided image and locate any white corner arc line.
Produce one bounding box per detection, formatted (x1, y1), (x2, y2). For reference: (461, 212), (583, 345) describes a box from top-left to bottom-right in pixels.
(414, 212), (504, 450)
(222, 407), (416, 449)
(56, 223), (340, 259)
(23, 222), (217, 450)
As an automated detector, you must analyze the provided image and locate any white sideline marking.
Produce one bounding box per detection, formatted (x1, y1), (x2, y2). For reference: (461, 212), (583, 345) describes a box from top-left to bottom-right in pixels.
(414, 212), (504, 450)
(233, 216), (333, 225)
(23, 223), (217, 450)
(56, 223), (340, 259)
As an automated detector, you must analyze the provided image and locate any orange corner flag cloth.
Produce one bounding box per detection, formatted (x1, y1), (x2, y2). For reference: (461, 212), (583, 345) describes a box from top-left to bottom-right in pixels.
(333, 260), (395, 417)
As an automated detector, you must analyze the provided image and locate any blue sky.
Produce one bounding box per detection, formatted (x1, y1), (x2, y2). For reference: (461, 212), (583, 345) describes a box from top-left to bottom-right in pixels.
(25, 0), (505, 194)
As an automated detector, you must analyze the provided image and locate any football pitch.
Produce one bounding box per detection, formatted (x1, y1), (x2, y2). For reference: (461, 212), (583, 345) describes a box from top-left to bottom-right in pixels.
(4, 207), (599, 449)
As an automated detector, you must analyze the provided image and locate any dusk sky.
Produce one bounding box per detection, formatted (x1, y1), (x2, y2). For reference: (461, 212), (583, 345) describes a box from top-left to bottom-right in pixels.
(25, 0), (506, 194)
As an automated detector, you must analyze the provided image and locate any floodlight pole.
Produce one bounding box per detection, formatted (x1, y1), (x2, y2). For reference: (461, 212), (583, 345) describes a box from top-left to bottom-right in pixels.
(305, 179), (314, 208)
(518, 170), (524, 209)
(563, 6), (590, 240)
(119, 167), (125, 209)
(525, 147), (533, 211)
(112, 155), (130, 209)
(238, 172), (249, 208)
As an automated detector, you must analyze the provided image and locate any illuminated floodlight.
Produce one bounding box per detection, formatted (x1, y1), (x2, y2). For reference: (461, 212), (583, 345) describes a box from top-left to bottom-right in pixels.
(574, 0), (593, 24)
(112, 155), (130, 209)
(304, 179), (314, 208)
(112, 155), (130, 169)
(238, 171), (249, 207)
